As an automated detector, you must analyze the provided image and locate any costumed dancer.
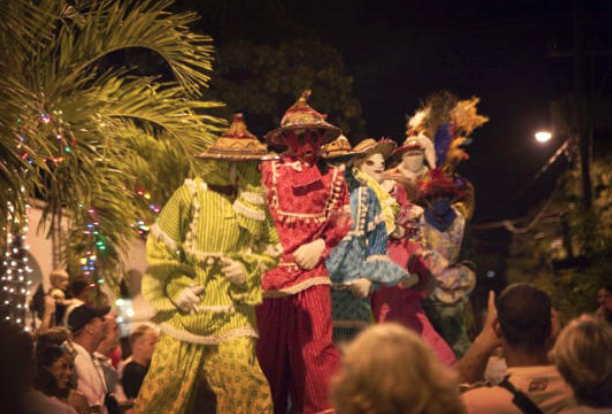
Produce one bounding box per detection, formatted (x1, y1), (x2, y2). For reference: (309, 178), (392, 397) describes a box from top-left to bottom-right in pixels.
(418, 94), (488, 357)
(367, 132), (456, 366)
(257, 90), (351, 414)
(419, 168), (477, 358)
(135, 115), (280, 414)
(324, 137), (409, 344)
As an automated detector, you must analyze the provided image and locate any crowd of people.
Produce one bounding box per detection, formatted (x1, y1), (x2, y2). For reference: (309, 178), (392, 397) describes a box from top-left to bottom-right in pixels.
(3, 89), (612, 414)
(2, 274), (159, 414)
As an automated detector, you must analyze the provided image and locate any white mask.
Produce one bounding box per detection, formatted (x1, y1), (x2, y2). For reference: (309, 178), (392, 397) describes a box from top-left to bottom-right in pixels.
(401, 152), (425, 173)
(357, 152), (385, 184)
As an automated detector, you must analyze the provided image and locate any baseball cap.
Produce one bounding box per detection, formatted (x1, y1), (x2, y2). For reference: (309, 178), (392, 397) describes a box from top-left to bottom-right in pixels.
(67, 304), (111, 333)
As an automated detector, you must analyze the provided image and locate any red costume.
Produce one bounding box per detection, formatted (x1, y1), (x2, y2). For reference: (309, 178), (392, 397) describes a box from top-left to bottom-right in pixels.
(256, 91), (351, 414)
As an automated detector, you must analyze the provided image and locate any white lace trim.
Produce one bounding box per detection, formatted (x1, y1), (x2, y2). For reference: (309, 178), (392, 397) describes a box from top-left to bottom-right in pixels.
(160, 323), (258, 345)
(149, 223), (179, 252)
(232, 200), (266, 221)
(239, 191), (265, 205)
(263, 277), (331, 298)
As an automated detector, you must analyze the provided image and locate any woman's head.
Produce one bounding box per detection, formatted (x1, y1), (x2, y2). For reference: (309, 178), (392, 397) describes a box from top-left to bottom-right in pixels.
(36, 345), (74, 394)
(551, 316), (612, 408)
(331, 323), (465, 414)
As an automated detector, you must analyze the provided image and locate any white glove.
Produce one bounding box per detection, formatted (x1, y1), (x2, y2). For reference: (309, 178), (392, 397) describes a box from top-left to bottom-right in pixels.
(348, 278), (373, 299)
(220, 258), (246, 285)
(293, 239), (326, 270)
(174, 285), (205, 313)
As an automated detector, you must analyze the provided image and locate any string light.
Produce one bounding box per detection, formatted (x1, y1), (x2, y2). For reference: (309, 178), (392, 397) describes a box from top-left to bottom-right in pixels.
(0, 197), (32, 331)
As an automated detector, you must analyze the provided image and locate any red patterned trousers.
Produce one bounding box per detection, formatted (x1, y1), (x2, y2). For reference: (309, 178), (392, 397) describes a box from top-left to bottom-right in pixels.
(256, 284), (339, 414)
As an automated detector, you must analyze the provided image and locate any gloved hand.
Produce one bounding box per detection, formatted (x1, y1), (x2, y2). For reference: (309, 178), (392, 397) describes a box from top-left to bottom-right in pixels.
(400, 272), (419, 289)
(220, 258), (246, 285)
(174, 285), (206, 313)
(348, 278), (373, 298)
(294, 239), (326, 270)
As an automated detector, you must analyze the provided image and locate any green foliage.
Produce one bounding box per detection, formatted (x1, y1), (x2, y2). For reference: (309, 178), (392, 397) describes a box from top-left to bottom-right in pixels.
(0, 0), (225, 287)
(505, 155), (612, 322)
(210, 38), (366, 139)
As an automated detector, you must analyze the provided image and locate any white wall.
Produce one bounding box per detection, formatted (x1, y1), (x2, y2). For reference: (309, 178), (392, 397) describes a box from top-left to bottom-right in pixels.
(25, 202), (153, 326)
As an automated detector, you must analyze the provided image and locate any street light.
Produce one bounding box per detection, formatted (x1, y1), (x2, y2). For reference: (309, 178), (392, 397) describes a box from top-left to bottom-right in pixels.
(535, 130), (552, 143)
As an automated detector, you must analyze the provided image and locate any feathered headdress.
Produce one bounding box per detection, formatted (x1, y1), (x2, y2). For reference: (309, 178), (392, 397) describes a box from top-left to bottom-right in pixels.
(406, 91), (488, 174)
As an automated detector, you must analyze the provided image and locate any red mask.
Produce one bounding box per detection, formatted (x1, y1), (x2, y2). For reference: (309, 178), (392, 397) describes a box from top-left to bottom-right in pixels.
(284, 129), (324, 164)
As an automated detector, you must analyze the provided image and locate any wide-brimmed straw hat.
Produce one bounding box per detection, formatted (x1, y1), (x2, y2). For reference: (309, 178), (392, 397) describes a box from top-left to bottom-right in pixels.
(321, 135), (361, 159)
(352, 138), (397, 160)
(264, 90), (341, 148)
(198, 114), (277, 161)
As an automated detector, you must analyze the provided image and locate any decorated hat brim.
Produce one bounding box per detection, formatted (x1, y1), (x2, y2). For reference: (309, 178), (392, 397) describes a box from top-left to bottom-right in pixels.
(264, 123), (342, 148)
(354, 141), (396, 160)
(197, 149), (279, 161)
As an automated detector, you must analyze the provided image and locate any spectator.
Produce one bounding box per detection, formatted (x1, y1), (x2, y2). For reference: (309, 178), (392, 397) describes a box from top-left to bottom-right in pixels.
(551, 316), (612, 413)
(595, 285), (612, 325)
(68, 304), (110, 413)
(62, 278), (94, 327)
(461, 283), (576, 414)
(93, 312), (128, 409)
(34, 344), (90, 414)
(330, 323), (465, 414)
(121, 324), (158, 400)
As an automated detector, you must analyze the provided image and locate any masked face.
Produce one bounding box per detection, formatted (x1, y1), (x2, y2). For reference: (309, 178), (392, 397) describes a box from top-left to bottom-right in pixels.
(432, 198), (451, 216)
(284, 129), (324, 164)
(401, 151), (425, 173)
(357, 152), (385, 184)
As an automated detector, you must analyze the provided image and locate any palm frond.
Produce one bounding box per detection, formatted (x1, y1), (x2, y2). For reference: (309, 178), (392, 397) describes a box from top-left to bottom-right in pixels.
(53, 0), (216, 95)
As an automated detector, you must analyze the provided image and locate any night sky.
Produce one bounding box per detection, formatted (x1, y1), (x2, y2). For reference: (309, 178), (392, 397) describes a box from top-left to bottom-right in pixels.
(174, 0), (612, 224)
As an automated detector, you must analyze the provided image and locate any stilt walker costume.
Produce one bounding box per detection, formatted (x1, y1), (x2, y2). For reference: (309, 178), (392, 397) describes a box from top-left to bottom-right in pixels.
(371, 121), (457, 366)
(325, 138), (408, 344)
(135, 115), (279, 414)
(418, 95), (488, 357)
(257, 90), (351, 414)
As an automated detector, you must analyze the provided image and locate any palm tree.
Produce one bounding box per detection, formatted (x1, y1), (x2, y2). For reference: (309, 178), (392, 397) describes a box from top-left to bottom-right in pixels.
(0, 0), (226, 287)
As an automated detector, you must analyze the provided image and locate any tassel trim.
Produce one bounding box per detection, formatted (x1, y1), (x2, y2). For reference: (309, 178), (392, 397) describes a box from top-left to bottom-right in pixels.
(160, 323), (258, 345)
(194, 304), (237, 314)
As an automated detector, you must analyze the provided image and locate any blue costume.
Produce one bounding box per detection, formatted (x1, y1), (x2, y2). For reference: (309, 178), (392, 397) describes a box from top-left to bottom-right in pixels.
(326, 169), (408, 343)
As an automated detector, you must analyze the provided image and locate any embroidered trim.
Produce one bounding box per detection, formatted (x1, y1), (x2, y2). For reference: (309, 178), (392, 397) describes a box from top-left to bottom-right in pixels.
(333, 320), (370, 329)
(269, 161), (344, 221)
(232, 200), (266, 221)
(263, 277), (331, 298)
(149, 223), (180, 252)
(160, 323), (258, 345)
(239, 191), (265, 205)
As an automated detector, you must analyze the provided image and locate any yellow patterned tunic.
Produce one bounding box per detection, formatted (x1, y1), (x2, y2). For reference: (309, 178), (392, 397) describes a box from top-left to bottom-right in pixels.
(142, 176), (280, 344)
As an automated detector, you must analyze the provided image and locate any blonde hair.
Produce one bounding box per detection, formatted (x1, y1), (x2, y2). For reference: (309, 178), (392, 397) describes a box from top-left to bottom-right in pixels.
(330, 323), (465, 414)
(551, 316), (612, 408)
(129, 324), (157, 348)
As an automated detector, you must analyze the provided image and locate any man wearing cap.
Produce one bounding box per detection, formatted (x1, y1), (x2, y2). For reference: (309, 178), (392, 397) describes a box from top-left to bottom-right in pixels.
(68, 303), (111, 412)
(257, 90), (352, 414)
(325, 138), (409, 344)
(135, 115), (279, 414)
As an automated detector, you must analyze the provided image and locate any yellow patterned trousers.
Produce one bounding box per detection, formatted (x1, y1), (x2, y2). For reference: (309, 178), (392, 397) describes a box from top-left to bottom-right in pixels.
(134, 333), (273, 414)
